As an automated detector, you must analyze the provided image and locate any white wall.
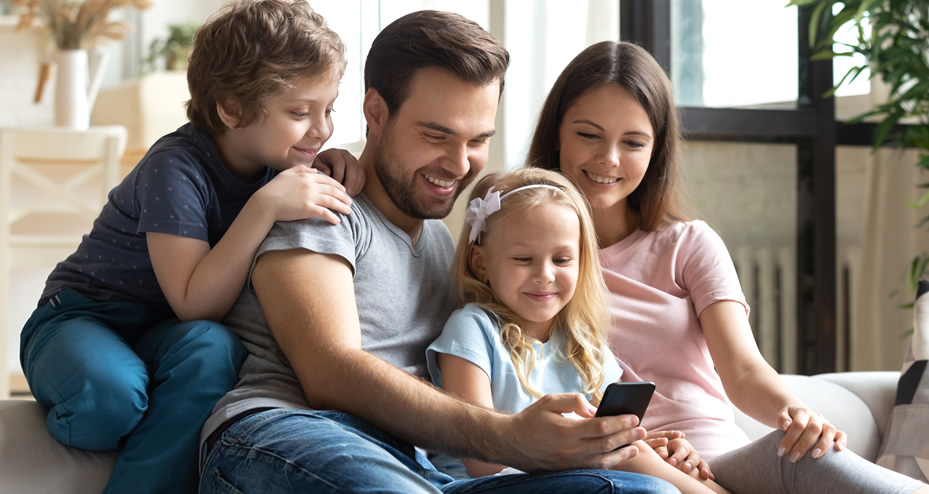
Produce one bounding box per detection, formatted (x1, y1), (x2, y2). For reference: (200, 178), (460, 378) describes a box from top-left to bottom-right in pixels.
(0, 18), (55, 127)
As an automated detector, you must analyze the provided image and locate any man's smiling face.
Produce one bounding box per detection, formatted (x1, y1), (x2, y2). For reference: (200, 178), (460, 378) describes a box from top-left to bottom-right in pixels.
(371, 67), (500, 220)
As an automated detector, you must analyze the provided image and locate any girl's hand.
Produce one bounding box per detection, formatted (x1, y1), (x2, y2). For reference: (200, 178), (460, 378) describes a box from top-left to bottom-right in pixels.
(643, 429), (684, 459)
(646, 430), (714, 480)
(666, 437), (714, 480)
(258, 165), (352, 225)
(315, 148), (365, 196)
(776, 405), (847, 462)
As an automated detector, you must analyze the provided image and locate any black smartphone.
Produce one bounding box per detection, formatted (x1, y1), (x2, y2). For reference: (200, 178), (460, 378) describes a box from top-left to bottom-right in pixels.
(595, 381), (656, 420)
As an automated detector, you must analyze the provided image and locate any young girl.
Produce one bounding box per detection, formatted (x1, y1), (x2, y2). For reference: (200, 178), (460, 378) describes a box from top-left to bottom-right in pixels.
(527, 40), (929, 494)
(426, 167), (729, 494)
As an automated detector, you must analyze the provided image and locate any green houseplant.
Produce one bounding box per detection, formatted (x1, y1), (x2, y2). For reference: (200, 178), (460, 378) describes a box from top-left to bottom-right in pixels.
(789, 0), (929, 293)
(144, 22), (197, 72)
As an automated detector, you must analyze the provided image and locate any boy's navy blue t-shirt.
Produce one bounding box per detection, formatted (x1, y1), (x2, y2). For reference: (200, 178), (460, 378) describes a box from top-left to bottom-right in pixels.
(41, 123), (277, 316)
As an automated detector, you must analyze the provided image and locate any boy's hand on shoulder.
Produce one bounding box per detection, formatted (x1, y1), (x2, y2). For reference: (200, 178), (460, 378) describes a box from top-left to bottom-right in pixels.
(259, 165), (353, 225)
(502, 393), (645, 472)
(315, 148), (365, 196)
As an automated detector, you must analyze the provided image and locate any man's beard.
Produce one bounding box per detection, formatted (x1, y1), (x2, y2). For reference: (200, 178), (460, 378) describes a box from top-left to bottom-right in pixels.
(373, 127), (471, 220)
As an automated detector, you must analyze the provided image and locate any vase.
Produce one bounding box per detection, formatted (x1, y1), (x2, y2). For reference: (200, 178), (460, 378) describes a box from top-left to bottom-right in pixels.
(54, 49), (91, 129)
(53, 47), (109, 129)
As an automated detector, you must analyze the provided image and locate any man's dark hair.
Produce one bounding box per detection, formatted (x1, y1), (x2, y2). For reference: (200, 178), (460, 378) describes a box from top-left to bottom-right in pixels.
(364, 10), (509, 115)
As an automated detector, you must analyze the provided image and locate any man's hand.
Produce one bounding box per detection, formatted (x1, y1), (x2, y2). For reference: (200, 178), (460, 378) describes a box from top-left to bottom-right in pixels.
(315, 148), (365, 196)
(502, 393), (646, 472)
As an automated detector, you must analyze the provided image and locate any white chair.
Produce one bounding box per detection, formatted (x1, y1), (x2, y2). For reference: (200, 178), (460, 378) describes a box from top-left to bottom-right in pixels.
(0, 126), (128, 398)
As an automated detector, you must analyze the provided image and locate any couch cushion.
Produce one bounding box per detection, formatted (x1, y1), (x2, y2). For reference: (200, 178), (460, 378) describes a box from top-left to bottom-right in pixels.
(0, 400), (116, 494)
(876, 279), (929, 482)
(732, 374), (882, 462)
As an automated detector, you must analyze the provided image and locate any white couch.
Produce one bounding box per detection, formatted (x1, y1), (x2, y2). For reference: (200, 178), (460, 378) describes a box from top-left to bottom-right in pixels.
(0, 371), (901, 493)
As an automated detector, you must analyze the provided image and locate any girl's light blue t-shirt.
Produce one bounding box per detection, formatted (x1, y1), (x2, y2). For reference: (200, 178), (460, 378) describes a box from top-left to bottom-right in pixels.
(426, 303), (622, 415)
(426, 303), (622, 479)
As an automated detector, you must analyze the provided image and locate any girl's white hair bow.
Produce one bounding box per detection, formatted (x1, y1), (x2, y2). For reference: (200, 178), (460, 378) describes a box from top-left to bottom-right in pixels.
(464, 184), (563, 244)
(465, 186), (502, 244)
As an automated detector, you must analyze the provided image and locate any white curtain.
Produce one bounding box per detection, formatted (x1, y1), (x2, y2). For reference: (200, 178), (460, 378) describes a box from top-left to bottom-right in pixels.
(500, 0), (619, 171)
(851, 147), (929, 371)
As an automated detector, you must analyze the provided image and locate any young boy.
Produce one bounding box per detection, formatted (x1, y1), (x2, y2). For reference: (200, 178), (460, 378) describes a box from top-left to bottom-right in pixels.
(18, 1), (357, 492)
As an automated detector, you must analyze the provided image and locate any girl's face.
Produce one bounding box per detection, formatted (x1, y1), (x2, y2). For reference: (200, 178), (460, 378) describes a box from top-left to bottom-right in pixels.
(470, 202), (580, 341)
(556, 84), (654, 213)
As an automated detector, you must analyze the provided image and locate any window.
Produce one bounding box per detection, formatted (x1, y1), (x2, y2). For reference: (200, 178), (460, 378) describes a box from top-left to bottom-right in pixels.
(671, 0), (799, 109)
(313, 0), (620, 167)
(312, 1), (490, 151)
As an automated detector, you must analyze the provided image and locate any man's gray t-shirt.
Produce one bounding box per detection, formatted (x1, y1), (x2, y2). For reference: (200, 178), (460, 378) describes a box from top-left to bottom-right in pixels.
(202, 192), (458, 444)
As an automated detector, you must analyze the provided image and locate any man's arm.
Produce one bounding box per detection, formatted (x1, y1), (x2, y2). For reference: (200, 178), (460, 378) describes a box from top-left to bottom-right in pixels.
(252, 248), (646, 471)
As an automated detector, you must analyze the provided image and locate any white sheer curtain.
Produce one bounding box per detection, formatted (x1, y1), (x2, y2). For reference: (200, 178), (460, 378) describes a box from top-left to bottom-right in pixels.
(851, 146), (929, 371)
(501, 0), (619, 171)
(842, 70), (929, 371)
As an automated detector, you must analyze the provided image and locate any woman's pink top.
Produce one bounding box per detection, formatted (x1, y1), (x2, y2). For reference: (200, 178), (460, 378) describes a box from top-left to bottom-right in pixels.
(600, 220), (752, 460)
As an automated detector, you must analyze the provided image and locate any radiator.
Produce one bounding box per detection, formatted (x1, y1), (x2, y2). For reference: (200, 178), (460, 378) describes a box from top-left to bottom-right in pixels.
(733, 246), (798, 373)
(731, 245), (857, 374)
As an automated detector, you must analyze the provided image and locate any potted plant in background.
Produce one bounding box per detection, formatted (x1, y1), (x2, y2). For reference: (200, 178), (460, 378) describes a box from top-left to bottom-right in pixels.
(143, 22), (197, 73)
(790, 0), (929, 297)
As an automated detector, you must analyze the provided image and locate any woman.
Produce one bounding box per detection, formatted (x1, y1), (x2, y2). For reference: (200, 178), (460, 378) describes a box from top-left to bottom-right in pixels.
(527, 40), (928, 494)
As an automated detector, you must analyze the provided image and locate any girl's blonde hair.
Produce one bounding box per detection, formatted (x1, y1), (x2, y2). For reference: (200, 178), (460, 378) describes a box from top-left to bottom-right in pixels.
(453, 167), (612, 402)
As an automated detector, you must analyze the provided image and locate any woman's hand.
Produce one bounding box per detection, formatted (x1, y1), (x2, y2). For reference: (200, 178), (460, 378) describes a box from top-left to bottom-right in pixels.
(776, 405), (847, 462)
(644, 430), (714, 480)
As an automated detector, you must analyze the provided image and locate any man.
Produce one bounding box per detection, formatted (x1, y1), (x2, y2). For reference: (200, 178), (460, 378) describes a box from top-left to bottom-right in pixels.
(198, 10), (678, 493)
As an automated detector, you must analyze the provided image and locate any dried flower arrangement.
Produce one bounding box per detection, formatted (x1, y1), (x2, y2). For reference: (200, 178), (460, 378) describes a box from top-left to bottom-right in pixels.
(13, 0), (152, 50)
(13, 0), (152, 105)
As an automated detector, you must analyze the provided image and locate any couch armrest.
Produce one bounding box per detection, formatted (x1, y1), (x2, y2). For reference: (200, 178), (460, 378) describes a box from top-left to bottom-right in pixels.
(0, 400), (116, 493)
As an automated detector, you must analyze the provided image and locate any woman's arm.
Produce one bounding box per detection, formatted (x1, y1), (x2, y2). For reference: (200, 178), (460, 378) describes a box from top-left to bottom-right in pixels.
(700, 300), (846, 461)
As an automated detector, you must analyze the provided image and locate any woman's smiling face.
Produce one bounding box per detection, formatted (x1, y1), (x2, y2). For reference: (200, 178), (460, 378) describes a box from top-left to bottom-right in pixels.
(556, 84), (654, 213)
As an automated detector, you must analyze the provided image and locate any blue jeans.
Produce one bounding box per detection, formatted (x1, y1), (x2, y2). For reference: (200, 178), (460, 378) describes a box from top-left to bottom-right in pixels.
(21, 289), (246, 494)
(200, 409), (680, 493)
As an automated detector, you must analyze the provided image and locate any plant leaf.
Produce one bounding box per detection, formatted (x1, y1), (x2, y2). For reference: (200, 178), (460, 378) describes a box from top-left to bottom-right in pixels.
(809, 1), (828, 46)
(873, 109), (903, 149)
(911, 254), (929, 291)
